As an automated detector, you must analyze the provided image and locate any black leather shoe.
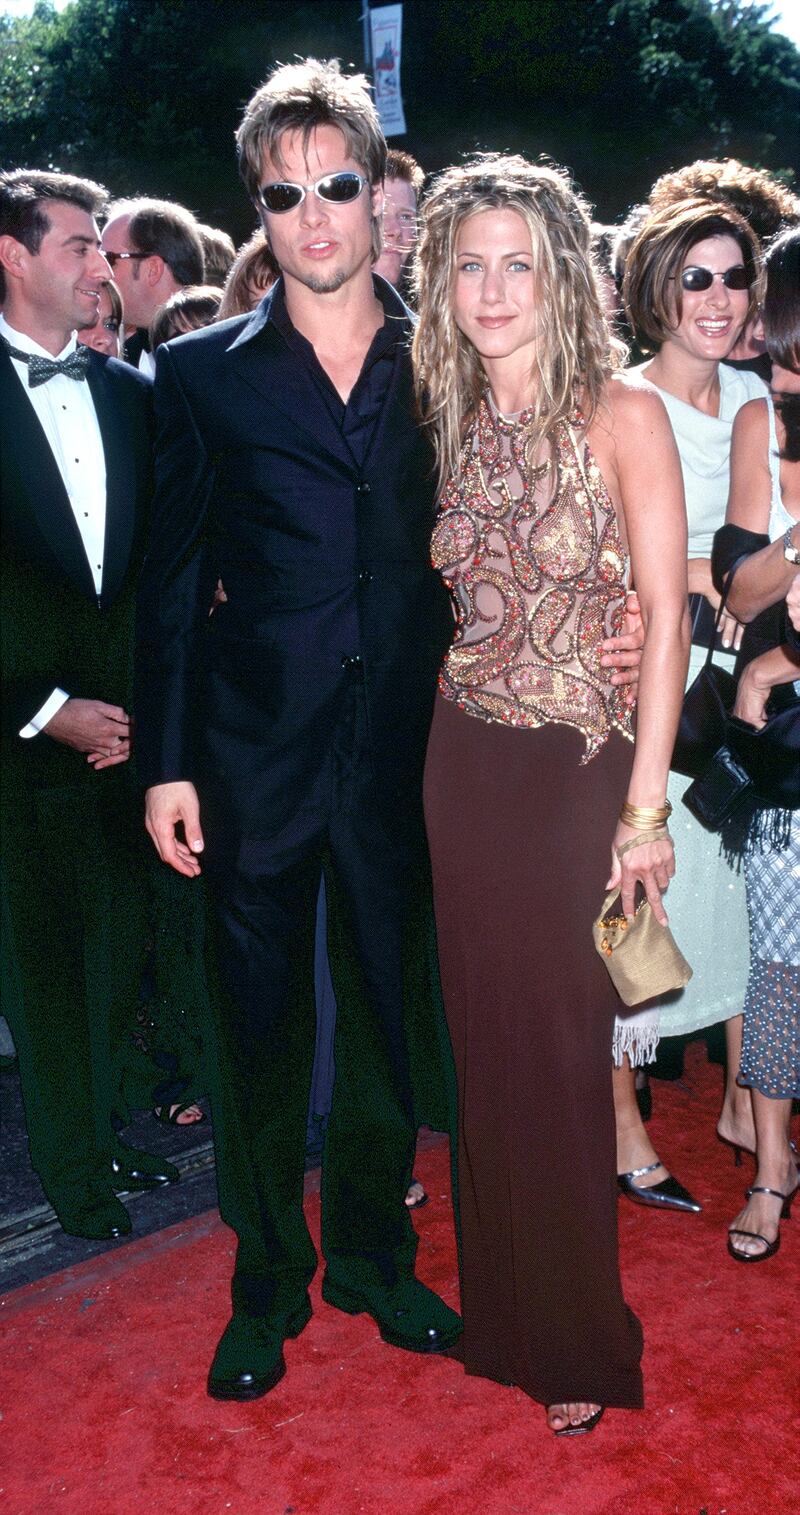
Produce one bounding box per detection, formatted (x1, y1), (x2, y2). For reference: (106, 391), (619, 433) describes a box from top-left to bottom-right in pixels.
(321, 1274), (462, 1353)
(111, 1148), (180, 1191)
(618, 1161), (701, 1213)
(207, 1296), (312, 1401)
(56, 1194), (132, 1241)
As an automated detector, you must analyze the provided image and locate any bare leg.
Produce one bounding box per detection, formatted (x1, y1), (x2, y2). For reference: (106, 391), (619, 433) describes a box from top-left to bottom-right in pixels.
(717, 1015), (757, 1155)
(728, 1090), (797, 1258)
(613, 1055), (666, 1183)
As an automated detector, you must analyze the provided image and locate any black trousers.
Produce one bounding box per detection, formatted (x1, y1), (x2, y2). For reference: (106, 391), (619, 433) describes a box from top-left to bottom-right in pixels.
(201, 679), (428, 1318)
(2, 769), (147, 1212)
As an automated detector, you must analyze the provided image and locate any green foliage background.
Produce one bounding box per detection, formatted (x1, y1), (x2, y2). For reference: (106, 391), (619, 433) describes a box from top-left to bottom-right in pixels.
(1, 0), (798, 239)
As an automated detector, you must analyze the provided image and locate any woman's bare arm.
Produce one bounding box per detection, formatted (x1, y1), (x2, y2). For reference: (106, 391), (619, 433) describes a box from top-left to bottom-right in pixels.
(600, 379), (691, 920)
(724, 399), (799, 621)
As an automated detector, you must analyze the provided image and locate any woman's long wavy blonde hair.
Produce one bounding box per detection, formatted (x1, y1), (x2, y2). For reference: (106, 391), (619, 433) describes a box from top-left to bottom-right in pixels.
(412, 154), (625, 490)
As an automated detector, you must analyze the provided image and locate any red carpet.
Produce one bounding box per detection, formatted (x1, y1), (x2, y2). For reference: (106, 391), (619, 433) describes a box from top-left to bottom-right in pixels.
(2, 1043), (798, 1515)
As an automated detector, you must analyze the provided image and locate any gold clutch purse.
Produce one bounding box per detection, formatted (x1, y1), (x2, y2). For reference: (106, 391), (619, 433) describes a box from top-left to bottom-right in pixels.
(592, 891), (692, 1007)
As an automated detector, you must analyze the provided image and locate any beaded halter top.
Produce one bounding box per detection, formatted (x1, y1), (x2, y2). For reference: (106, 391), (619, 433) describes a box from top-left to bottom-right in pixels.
(431, 393), (634, 762)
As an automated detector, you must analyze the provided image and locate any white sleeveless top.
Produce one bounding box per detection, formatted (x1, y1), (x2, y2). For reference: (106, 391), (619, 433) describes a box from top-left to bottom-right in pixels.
(766, 390), (797, 540)
(656, 365), (768, 557)
(765, 392), (800, 696)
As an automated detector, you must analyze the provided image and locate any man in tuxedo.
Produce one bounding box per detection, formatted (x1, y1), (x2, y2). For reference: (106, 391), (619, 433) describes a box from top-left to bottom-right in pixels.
(100, 198), (205, 374)
(136, 59), (461, 1400)
(0, 169), (177, 1240)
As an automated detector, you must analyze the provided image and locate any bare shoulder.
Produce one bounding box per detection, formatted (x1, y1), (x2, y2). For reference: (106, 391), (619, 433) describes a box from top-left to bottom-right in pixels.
(731, 394), (769, 443)
(605, 369), (671, 434)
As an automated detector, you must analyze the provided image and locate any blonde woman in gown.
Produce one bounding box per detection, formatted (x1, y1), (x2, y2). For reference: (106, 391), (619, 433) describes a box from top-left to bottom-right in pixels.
(413, 156), (690, 1435)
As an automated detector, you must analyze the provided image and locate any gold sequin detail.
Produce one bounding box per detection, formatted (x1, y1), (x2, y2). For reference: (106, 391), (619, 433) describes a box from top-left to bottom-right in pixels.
(434, 393), (634, 761)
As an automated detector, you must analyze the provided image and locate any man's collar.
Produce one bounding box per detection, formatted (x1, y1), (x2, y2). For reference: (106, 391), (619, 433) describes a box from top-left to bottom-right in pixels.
(226, 272), (413, 354)
(0, 313), (77, 361)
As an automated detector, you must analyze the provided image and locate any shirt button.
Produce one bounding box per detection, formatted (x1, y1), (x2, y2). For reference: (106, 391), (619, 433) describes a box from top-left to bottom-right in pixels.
(356, 481), (371, 496)
(358, 570), (373, 585)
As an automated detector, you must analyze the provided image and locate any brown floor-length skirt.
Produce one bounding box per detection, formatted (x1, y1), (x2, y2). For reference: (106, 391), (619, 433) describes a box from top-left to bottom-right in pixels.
(424, 694), (644, 1409)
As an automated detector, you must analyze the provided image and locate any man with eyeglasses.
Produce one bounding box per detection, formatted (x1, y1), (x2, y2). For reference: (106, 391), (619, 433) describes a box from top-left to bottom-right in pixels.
(100, 198), (204, 374)
(136, 58), (461, 1402)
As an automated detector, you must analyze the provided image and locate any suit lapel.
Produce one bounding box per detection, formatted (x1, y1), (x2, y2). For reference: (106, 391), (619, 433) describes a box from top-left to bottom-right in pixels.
(0, 345), (97, 600)
(86, 355), (135, 607)
(224, 293), (353, 468)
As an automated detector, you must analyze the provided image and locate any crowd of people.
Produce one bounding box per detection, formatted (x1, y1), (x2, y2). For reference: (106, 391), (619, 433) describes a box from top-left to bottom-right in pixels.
(1, 55), (797, 1440)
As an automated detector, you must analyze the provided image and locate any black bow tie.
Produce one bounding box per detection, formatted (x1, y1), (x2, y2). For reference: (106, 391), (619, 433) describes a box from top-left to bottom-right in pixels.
(2, 339), (91, 388)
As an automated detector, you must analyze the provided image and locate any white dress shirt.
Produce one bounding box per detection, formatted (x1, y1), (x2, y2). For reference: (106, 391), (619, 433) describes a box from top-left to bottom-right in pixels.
(1, 314), (108, 736)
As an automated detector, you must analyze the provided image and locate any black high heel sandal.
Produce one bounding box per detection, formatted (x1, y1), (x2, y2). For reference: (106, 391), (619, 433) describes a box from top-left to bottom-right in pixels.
(727, 1184), (796, 1263)
(551, 1406), (605, 1437)
(717, 1133), (798, 1169)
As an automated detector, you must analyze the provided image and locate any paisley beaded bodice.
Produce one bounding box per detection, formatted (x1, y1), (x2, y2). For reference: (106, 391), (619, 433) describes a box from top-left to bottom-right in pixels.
(431, 393), (634, 761)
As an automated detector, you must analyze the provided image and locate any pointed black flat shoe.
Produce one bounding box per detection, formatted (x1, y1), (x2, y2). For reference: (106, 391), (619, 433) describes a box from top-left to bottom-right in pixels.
(618, 1160), (701, 1213)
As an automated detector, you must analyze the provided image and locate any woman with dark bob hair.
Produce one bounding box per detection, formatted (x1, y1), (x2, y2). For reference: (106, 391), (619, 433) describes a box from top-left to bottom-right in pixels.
(612, 200), (766, 1206)
(711, 225), (800, 1262)
(413, 155), (690, 1434)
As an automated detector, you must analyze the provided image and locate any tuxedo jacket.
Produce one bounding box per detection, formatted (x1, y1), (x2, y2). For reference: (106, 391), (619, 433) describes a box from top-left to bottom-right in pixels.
(0, 343), (154, 791)
(135, 279), (453, 841)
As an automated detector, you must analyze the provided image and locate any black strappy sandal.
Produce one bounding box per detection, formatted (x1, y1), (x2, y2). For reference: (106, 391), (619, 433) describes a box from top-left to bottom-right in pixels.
(727, 1184), (796, 1263)
(551, 1406), (605, 1437)
(153, 1099), (206, 1126)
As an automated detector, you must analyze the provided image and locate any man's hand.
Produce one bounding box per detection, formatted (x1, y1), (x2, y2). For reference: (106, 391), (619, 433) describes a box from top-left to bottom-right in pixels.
(44, 699), (131, 767)
(601, 591), (643, 705)
(145, 781), (204, 877)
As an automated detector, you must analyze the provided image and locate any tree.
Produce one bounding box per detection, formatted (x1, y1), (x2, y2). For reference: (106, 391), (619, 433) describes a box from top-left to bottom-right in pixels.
(1, 0), (797, 230)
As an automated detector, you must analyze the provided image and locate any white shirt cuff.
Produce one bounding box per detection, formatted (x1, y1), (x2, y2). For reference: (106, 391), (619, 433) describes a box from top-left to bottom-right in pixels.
(20, 688), (70, 739)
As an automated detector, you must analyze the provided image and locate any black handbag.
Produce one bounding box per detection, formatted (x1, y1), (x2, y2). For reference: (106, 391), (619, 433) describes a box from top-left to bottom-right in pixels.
(671, 565), (742, 780)
(682, 745), (753, 829)
(673, 557), (800, 810)
(726, 707), (800, 808)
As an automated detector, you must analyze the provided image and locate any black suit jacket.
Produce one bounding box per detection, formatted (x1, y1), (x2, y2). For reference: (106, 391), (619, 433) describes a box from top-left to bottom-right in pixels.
(0, 343), (153, 789)
(135, 279), (452, 839)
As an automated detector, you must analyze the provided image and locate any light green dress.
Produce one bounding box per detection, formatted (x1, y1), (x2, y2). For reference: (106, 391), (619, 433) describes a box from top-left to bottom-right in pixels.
(613, 365), (766, 1065)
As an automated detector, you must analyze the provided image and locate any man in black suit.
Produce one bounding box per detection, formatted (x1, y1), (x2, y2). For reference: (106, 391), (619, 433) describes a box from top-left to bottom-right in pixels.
(0, 169), (177, 1240)
(136, 59), (461, 1399)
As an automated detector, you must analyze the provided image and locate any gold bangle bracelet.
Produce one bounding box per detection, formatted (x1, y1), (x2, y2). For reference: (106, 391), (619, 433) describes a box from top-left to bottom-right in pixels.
(620, 799), (672, 830)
